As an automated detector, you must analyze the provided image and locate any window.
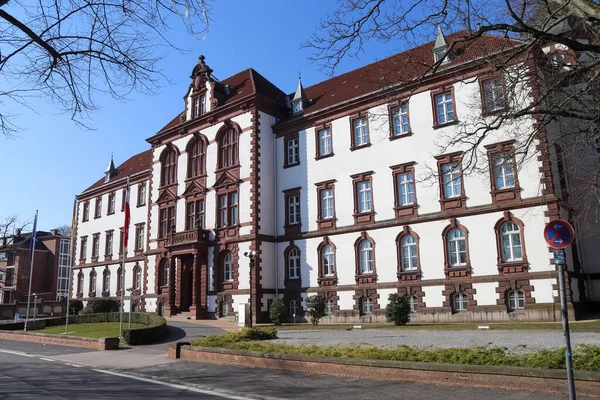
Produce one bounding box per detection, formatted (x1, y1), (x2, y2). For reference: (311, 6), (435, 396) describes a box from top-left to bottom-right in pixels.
(325, 299), (334, 315)
(317, 128), (333, 158)
(507, 290), (525, 311)
(217, 192), (238, 227)
(160, 147), (178, 186)
(320, 189), (334, 219)
(397, 172), (414, 206)
(434, 91), (455, 125)
(289, 300), (298, 316)
(138, 183), (147, 206)
(500, 222), (523, 262)
(352, 172), (374, 224)
(103, 270), (110, 293)
(94, 197), (102, 218)
(361, 298), (373, 314)
(107, 193), (115, 215)
(192, 96), (205, 118)
(57, 239), (70, 300)
(117, 267), (123, 292)
(288, 194), (300, 225)
(218, 128), (238, 169)
(159, 206), (176, 238)
(286, 137), (299, 166)
(230, 192), (238, 226)
(200, 95), (206, 115)
(442, 163), (462, 198)
(322, 245), (335, 276)
(218, 195), (227, 227)
(92, 235), (100, 259)
(90, 270), (96, 293)
(134, 265), (142, 290)
(400, 235), (418, 271)
(77, 272), (84, 294)
(222, 301), (229, 317)
(82, 202), (90, 222)
(223, 252), (234, 282)
(121, 189), (126, 211)
(135, 224), (144, 251)
(80, 237), (87, 260)
(186, 200), (205, 230)
(493, 155), (515, 190)
(187, 137), (206, 178)
(161, 261), (169, 286)
(481, 78), (505, 112)
(105, 231), (113, 256)
(352, 116), (369, 148)
(356, 181), (372, 213)
(409, 296), (418, 313)
(288, 248), (300, 279)
(447, 228), (467, 267)
(453, 293), (468, 312)
(390, 104), (410, 137)
(119, 229), (124, 254)
(358, 240), (374, 274)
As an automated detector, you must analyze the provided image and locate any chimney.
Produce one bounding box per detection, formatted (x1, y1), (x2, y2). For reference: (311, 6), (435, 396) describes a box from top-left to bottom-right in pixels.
(15, 229), (22, 237)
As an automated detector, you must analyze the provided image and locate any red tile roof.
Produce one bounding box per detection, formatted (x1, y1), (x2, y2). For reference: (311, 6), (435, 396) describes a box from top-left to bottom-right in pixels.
(299, 32), (520, 114)
(82, 149), (153, 193)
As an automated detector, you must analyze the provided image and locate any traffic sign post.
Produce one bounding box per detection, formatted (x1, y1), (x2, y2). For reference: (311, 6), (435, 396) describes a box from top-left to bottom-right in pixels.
(545, 220), (576, 400)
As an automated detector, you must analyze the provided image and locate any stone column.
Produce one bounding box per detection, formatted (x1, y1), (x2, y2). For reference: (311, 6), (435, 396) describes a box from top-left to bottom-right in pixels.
(165, 256), (176, 317)
(175, 257), (183, 309)
(189, 252), (200, 319)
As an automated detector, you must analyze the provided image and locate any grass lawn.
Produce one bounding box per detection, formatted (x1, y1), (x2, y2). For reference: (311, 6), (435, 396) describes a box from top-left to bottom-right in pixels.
(266, 320), (600, 332)
(38, 322), (146, 338)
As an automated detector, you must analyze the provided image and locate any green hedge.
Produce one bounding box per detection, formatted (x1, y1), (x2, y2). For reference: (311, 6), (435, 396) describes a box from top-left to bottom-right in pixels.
(123, 314), (168, 345)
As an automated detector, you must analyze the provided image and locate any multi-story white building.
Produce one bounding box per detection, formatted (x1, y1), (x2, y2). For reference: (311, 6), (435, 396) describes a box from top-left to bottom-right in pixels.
(72, 31), (600, 322)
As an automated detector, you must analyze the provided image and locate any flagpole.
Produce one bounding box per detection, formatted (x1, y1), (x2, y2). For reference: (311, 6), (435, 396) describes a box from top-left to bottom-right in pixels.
(65, 196), (78, 334)
(24, 210), (39, 332)
(119, 176), (130, 339)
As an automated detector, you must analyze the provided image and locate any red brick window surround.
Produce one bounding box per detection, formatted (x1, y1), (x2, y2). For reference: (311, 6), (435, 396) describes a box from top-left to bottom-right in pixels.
(285, 245), (301, 281)
(354, 232), (377, 284)
(391, 162), (417, 217)
(494, 212), (528, 275)
(315, 123), (333, 160)
(217, 126), (239, 170)
(351, 171), (375, 225)
(137, 183), (147, 207)
(431, 86), (457, 128)
(82, 201), (90, 222)
(186, 199), (205, 231)
(315, 180), (336, 230)
(187, 135), (207, 178)
(485, 141), (521, 203)
(160, 146), (179, 187)
(442, 219), (472, 278)
(284, 133), (300, 168)
(350, 111), (370, 150)
(435, 152), (466, 211)
(107, 192), (116, 215)
(216, 191), (239, 228)
(94, 196), (102, 219)
(159, 206), (176, 239)
(283, 187), (301, 235)
(388, 102), (411, 139)
(317, 237), (337, 286)
(396, 226), (421, 281)
(480, 76), (507, 115)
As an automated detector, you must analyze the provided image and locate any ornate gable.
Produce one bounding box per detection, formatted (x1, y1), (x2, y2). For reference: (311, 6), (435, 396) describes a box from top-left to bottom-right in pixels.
(212, 170), (240, 191)
(156, 187), (177, 204)
(182, 180), (206, 198)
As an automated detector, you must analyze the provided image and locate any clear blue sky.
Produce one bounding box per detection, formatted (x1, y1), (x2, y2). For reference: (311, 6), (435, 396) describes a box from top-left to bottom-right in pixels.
(0, 0), (434, 231)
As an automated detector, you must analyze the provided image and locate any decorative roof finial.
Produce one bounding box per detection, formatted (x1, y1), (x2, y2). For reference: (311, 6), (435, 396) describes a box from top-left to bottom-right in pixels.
(104, 153), (118, 183)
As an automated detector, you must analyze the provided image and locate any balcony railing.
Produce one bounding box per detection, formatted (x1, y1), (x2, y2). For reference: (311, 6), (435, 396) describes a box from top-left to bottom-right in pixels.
(167, 228), (210, 247)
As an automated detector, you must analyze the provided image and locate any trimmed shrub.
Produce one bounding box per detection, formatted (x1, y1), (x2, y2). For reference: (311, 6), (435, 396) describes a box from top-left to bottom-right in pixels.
(123, 314), (167, 345)
(385, 294), (411, 326)
(82, 299), (120, 314)
(191, 327), (277, 347)
(69, 299), (83, 316)
(269, 299), (287, 325)
(305, 295), (326, 326)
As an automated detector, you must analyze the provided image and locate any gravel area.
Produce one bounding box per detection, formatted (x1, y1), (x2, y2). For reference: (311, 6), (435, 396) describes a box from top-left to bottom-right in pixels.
(275, 329), (600, 351)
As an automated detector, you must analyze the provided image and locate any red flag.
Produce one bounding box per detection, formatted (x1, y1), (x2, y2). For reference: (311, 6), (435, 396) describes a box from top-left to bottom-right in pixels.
(123, 177), (131, 249)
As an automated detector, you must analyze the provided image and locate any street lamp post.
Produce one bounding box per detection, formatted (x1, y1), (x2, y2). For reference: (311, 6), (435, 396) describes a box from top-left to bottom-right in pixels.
(243, 251), (255, 328)
(33, 294), (38, 321)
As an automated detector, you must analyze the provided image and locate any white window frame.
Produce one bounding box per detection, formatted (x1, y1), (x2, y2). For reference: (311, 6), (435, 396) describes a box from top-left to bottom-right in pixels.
(397, 172), (414, 206)
(288, 248), (300, 279)
(320, 189), (334, 219)
(448, 228), (467, 267)
(359, 240), (374, 274)
(435, 92), (454, 124)
(501, 222), (523, 262)
(401, 235), (418, 271)
(357, 181), (372, 213)
(442, 162), (462, 199)
(289, 300), (298, 316)
(139, 183), (147, 206)
(322, 245), (335, 276)
(508, 290), (525, 311)
(361, 297), (373, 314)
(453, 292), (468, 312)
(353, 117), (368, 146)
(494, 155), (515, 190)
(223, 253), (234, 282)
(288, 195), (300, 225)
(392, 105), (409, 136)
(409, 296), (418, 313)
(318, 128), (332, 156)
(287, 137), (299, 165)
(325, 299), (334, 315)
(482, 79), (505, 112)
(230, 192), (239, 226)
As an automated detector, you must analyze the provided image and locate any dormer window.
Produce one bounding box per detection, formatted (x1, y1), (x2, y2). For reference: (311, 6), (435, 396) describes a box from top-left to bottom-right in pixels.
(291, 76), (308, 115)
(192, 96), (206, 118)
(434, 48), (447, 63)
(292, 101), (302, 114)
(433, 26), (449, 64)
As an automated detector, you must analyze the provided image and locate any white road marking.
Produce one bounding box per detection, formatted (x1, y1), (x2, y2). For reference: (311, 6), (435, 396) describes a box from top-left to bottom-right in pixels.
(94, 369), (255, 399)
(0, 349), (35, 358)
(39, 357), (56, 362)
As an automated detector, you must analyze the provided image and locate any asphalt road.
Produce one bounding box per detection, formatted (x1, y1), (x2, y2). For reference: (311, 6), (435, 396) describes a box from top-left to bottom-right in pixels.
(0, 350), (250, 399)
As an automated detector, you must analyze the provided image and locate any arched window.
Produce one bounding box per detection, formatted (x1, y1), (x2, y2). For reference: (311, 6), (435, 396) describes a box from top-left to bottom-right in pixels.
(401, 235), (418, 271)
(447, 228), (467, 267)
(288, 248), (300, 279)
(507, 290), (525, 311)
(223, 252), (234, 282)
(117, 267), (123, 292)
(289, 300), (298, 316)
(77, 271), (84, 294)
(133, 265), (142, 290)
(325, 299), (334, 315)
(321, 245), (335, 276)
(161, 260), (169, 286)
(500, 222), (523, 262)
(187, 137), (206, 178)
(160, 147), (178, 186)
(358, 240), (374, 274)
(409, 296), (418, 313)
(361, 297), (373, 315)
(222, 301), (229, 317)
(103, 269), (110, 293)
(218, 127), (238, 169)
(89, 270), (96, 293)
(453, 293), (468, 312)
